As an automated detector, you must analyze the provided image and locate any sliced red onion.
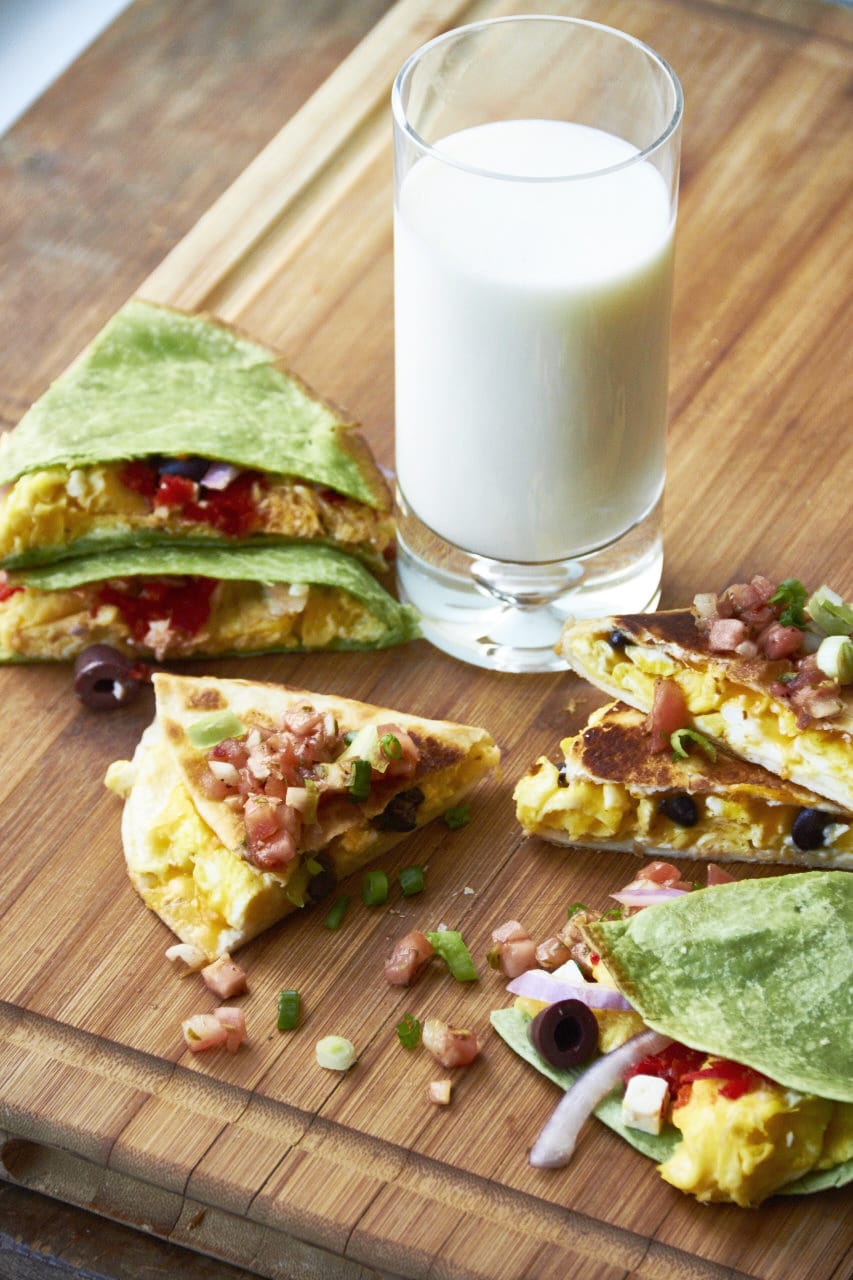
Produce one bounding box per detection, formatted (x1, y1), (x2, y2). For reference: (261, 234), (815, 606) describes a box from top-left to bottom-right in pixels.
(610, 887), (688, 907)
(528, 1029), (673, 1168)
(507, 968), (632, 1011)
(201, 461), (240, 490)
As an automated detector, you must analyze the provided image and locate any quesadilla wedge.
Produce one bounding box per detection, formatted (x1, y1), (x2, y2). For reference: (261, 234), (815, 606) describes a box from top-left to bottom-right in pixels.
(492, 871), (853, 1206)
(514, 701), (853, 869)
(105, 672), (500, 958)
(0, 543), (419, 662)
(559, 577), (853, 810)
(0, 299), (393, 571)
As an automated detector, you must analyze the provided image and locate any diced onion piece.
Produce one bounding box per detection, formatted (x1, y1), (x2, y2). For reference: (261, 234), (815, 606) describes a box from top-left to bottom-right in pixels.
(182, 1013), (228, 1054)
(316, 1035), (357, 1071)
(428, 1079), (453, 1105)
(201, 461), (240, 490)
(208, 759), (240, 785)
(507, 969), (633, 1011)
(528, 1029), (672, 1168)
(165, 943), (207, 972)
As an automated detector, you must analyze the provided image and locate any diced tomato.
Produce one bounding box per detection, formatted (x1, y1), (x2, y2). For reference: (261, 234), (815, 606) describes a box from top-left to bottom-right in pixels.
(118, 460), (160, 497)
(0, 571), (23, 603)
(184, 470), (261, 537)
(706, 863), (736, 886)
(646, 678), (689, 753)
(96, 576), (216, 641)
(156, 473), (198, 507)
(624, 1041), (706, 1099)
(680, 1057), (769, 1101)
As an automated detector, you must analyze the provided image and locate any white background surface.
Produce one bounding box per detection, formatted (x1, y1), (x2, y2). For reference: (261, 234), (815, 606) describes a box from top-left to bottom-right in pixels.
(0, 0), (132, 136)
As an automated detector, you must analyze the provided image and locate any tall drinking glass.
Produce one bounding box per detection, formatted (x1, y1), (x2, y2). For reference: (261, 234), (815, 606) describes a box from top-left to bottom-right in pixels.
(392, 16), (682, 671)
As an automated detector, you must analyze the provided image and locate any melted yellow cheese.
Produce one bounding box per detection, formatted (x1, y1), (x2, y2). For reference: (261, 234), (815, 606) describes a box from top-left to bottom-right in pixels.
(659, 1076), (853, 1207)
(514, 758), (853, 867)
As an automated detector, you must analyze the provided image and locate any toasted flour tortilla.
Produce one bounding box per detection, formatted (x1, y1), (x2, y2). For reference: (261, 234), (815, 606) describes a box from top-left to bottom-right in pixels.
(106, 672), (499, 957)
(0, 542), (419, 662)
(0, 299), (393, 569)
(559, 612), (853, 810)
(514, 701), (853, 869)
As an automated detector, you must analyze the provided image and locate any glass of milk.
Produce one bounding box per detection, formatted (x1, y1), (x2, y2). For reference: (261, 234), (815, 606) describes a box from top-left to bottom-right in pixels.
(392, 16), (683, 671)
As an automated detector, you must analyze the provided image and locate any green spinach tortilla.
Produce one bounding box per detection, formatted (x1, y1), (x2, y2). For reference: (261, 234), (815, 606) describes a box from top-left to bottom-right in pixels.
(0, 299), (387, 507)
(583, 871), (852, 1102)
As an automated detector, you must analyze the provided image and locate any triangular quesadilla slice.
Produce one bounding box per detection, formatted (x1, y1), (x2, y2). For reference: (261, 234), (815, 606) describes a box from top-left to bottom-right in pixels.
(106, 672), (500, 958)
(514, 701), (852, 868)
(559, 581), (853, 810)
(492, 872), (853, 1206)
(0, 299), (393, 571)
(0, 543), (419, 662)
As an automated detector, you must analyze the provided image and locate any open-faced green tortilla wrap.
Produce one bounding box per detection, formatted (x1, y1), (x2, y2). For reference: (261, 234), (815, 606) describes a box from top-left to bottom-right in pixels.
(0, 299), (393, 570)
(0, 542), (419, 662)
(492, 872), (853, 1205)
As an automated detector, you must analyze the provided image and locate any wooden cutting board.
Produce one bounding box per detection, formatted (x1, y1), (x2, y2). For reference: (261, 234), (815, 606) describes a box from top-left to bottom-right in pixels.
(1, 1), (851, 1277)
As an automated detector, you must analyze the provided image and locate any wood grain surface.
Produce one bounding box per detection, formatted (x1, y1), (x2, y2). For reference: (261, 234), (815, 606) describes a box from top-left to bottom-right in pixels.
(1, 1), (851, 1278)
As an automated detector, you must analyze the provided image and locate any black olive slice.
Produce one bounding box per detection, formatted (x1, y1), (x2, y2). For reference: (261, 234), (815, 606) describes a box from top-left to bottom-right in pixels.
(73, 644), (144, 711)
(659, 792), (698, 827)
(609, 630), (629, 650)
(306, 852), (337, 902)
(374, 787), (425, 832)
(528, 998), (599, 1069)
(158, 456), (208, 481)
(556, 762), (569, 788)
(791, 808), (834, 851)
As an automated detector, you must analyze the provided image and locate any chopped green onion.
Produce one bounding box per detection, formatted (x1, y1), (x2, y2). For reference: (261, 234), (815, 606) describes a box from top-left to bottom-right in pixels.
(566, 901), (589, 917)
(807, 585), (853, 637)
(186, 709), (246, 749)
(670, 727), (717, 763)
(395, 1013), (422, 1049)
(425, 929), (479, 982)
(381, 732), (403, 759)
(443, 804), (470, 830)
(770, 578), (808, 629)
(305, 856), (324, 876)
(362, 869), (389, 907)
(398, 865), (425, 897)
(342, 730), (357, 746)
(315, 1035), (357, 1071)
(324, 895), (350, 931)
(277, 988), (300, 1031)
(348, 759), (372, 801)
(816, 635), (853, 684)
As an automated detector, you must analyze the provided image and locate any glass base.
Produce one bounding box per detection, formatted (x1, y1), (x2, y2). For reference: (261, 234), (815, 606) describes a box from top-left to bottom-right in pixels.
(396, 493), (663, 672)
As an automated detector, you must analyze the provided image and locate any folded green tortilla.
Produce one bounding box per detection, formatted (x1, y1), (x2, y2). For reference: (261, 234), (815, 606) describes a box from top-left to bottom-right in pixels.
(0, 299), (394, 569)
(0, 543), (419, 662)
(583, 871), (851, 1102)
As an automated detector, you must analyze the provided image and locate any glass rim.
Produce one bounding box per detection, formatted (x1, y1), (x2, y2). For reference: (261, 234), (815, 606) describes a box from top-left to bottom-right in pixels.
(391, 14), (684, 184)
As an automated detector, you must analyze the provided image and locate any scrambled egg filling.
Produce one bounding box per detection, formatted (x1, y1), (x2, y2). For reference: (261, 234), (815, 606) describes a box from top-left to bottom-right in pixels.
(0, 464), (392, 561)
(104, 766), (301, 960)
(0, 578), (385, 660)
(659, 1075), (853, 1207)
(514, 757), (853, 866)
(576, 634), (850, 805)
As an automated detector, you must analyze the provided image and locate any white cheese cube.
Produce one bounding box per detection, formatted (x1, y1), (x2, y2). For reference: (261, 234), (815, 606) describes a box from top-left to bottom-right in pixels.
(621, 1073), (669, 1135)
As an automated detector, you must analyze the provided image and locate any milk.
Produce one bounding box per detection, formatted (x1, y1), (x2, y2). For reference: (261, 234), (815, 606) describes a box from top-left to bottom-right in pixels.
(394, 119), (675, 564)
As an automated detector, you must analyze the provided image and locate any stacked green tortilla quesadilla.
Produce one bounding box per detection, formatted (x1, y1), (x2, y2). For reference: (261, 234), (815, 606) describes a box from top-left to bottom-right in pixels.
(0, 299), (418, 660)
